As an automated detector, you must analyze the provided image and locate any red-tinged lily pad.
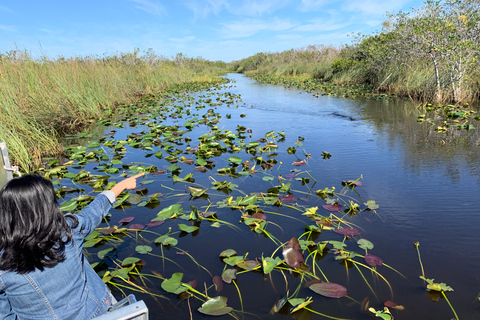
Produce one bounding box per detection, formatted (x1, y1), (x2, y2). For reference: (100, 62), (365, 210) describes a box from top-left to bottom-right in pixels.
(304, 279), (323, 288)
(334, 228), (360, 236)
(285, 173), (296, 178)
(292, 160), (307, 166)
(322, 204), (343, 212)
(282, 237), (304, 268)
(129, 224), (144, 231)
(212, 275), (223, 292)
(257, 138), (267, 143)
(150, 170), (166, 175)
(279, 195), (295, 203)
(298, 197), (309, 202)
(316, 219), (333, 226)
(146, 220), (164, 228)
(181, 158), (194, 164)
(384, 301), (405, 310)
(343, 180), (363, 187)
(251, 212), (267, 220)
(365, 254), (383, 267)
(309, 282), (348, 298)
(118, 217), (134, 224)
(193, 166), (206, 171)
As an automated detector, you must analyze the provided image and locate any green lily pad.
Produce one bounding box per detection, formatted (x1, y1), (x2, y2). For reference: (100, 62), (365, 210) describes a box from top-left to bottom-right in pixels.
(198, 296), (233, 316)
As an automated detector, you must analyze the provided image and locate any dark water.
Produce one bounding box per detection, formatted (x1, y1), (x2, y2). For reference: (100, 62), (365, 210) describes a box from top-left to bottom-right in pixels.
(88, 74), (480, 319)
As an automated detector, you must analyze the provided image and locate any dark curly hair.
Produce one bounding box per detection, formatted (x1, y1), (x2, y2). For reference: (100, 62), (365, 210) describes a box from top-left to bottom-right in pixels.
(0, 175), (76, 274)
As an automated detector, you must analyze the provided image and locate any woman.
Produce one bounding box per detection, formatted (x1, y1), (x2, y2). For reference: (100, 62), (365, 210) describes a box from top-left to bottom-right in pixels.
(0, 173), (143, 319)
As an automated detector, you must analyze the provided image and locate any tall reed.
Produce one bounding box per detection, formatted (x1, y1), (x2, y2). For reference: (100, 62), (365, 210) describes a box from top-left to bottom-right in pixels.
(0, 50), (227, 172)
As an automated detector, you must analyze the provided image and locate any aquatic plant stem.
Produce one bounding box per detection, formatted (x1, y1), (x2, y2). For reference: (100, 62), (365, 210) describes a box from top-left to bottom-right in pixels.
(441, 291), (459, 320)
(414, 242), (425, 279)
(233, 281), (244, 313)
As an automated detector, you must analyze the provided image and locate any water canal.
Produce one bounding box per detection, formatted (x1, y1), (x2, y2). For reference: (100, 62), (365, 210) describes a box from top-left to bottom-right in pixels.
(62, 73), (480, 319)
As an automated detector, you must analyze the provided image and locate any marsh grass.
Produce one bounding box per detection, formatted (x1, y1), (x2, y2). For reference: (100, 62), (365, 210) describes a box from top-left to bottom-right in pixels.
(0, 50), (227, 171)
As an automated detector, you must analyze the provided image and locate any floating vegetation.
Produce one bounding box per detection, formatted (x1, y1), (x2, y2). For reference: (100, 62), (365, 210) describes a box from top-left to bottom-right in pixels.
(33, 79), (454, 319)
(417, 103), (479, 133)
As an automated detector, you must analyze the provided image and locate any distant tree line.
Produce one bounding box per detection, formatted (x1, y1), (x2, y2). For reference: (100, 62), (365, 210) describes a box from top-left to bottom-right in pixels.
(230, 0), (480, 103)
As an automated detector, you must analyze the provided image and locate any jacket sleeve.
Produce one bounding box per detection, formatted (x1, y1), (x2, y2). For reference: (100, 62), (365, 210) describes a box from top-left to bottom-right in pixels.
(0, 291), (16, 320)
(68, 191), (114, 240)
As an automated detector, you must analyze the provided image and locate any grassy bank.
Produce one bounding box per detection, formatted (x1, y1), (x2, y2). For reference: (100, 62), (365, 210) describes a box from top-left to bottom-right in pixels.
(0, 49), (227, 172)
(230, 0), (480, 104)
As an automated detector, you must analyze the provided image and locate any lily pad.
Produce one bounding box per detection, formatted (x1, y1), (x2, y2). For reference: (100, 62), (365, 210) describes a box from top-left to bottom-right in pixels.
(365, 254), (383, 267)
(198, 296), (233, 316)
(309, 282), (348, 298)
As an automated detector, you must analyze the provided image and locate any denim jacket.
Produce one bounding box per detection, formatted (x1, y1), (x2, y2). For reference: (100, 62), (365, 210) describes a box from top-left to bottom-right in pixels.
(0, 192), (116, 320)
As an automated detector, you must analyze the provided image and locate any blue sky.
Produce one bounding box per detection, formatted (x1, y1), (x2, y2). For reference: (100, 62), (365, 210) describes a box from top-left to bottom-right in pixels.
(1, 0), (424, 62)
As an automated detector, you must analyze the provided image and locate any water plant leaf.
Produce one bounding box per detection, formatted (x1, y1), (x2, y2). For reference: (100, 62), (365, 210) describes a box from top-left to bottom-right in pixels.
(146, 220), (164, 228)
(97, 247), (116, 259)
(156, 204), (183, 220)
(178, 224), (199, 233)
(155, 235), (178, 246)
(289, 297), (313, 313)
(328, 241), (347, 250)
(282, 237), (305, 268)
(129, 224), (144, 231)
(384, 301), (405, 310)
(139, 180), (155, 185)
(419, 276), (454, 292)
(228, 156), (242, 163)
(198, 296), (233, 316)
(221, 269), (237, 283)
(97, 226), (118, 235)
(212, 275), (223, 292)
(262, 176), (274, 181)
(262, 256), (283, 274)
(322, 204), (343, 212)
(122, 257), (141, 266)
(128, 194), (143, 204)
(237, 260), (260, 271)
(135, 245), (152, 254)
(368, 307), (393, 320)
(223, 256), (244, 266)
(358, 239), (374, 250)
(161, 273), (188, 295)
(292, 160), (307, 166)
(188, 186), (207, 197)
(309, 282), (348, 298)
(238, 195), (258, 206)
(219, 249), (237, 257)
(365, 254), (383, 267)
(365, 200), (379, 210)
(335, 228), (360, 236)
(271, 292), (289, 314)
(118, 217), (134, 224)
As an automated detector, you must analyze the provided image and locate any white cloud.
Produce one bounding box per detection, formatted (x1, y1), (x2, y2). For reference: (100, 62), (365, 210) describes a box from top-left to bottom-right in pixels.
(129, 0), (166, 16)
(0, 5), (14, 14)
(298, 0), (334, 11)
(221, 18), (294, 38)
(0, 25), (17, 32)
(295, 18), (351, 32)
(341, 0), (411, 15)
(183, 0), (228, 19)
(233, 0), (289, 16)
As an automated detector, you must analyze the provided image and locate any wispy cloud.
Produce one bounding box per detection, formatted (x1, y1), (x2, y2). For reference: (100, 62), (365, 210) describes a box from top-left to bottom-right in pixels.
(341, 0), (411, 15)
(295, 17), (351, 32)
(0, 25), (17, 32)
(129, 0), (166, 16)
(0, 5), (14, 14)
(183, 0), (228, 19)
(232, 0), (289, 16)
(298, 0), (334, 12)
(221, 18), (294, 38)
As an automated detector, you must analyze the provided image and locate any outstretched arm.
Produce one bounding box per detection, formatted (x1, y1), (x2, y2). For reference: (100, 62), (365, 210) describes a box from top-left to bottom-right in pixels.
(109, 173), (145, 198)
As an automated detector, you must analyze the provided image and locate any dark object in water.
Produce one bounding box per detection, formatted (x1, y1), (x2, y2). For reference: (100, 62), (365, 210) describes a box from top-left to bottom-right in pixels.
(332, 112), (357, 121)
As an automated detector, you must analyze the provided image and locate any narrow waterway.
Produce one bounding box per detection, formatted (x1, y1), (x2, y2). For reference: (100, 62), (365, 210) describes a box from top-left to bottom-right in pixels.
(74, 73), (480, 319)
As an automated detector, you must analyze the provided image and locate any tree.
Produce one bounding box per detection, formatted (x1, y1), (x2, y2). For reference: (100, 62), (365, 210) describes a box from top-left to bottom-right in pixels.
(388, 0), (480, 102)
